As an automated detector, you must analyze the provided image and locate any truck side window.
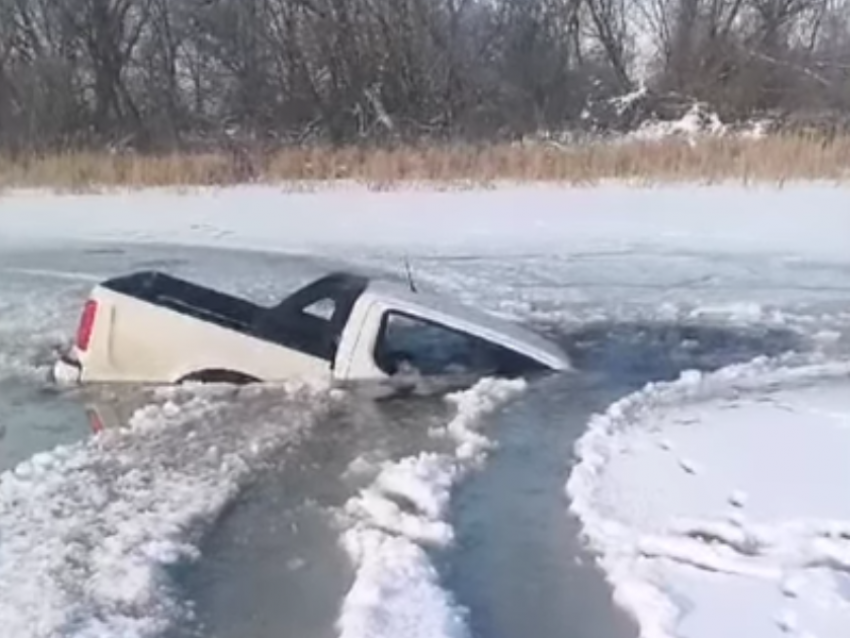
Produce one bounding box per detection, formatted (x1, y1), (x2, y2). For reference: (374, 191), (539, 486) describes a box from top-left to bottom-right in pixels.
(374, 312), (545, 377)
(302, 297), (336, 321)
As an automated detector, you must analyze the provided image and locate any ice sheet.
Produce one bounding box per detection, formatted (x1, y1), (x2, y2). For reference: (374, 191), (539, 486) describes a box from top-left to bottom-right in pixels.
(2, 184), (850, 260)
(567, 353), (850, 638)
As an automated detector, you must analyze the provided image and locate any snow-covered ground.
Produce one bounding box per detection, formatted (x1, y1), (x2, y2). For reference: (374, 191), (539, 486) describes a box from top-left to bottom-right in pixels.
(568, 355), (850, 638)
(0, 183), (848, 638)
(2, 183), (849, 260)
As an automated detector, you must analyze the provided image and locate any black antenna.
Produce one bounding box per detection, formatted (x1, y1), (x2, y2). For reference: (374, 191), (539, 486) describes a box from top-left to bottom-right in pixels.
(404, 256), (418, 293)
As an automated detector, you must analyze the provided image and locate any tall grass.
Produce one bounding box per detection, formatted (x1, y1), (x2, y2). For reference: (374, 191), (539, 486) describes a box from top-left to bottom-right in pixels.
(1, 134), (849, 190)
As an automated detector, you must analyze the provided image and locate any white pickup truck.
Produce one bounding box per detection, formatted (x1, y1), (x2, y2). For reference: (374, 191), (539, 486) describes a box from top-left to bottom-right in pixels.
(52, 269), (570, 389)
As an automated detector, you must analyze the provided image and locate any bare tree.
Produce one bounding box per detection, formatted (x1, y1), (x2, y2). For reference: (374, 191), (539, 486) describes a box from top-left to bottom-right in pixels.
(1, 0), (849, 152)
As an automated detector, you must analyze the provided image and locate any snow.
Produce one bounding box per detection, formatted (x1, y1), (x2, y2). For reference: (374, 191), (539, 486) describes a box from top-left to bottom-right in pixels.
(337, 377), (527, 638)
(628, 103), (727, 143)
(567, 353), (850, 638)
(0, 381), (330, 638)
(1, 184), (850, 261)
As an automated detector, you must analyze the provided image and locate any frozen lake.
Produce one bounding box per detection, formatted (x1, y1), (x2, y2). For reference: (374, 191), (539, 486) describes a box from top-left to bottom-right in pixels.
(0, 184), (848, 638)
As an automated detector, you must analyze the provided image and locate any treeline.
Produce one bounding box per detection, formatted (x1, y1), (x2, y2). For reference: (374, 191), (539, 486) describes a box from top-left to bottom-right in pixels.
(1, 0), (849, 152)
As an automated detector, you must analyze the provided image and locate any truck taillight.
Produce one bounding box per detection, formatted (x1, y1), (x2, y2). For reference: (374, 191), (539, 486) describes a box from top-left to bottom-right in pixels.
(86, 408), (104, 434)
(76, 299), (98, 351)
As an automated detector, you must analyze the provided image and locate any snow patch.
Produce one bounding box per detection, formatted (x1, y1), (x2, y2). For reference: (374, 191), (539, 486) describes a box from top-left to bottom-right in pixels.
(628, 103), (727, 144)
(337, 377), (526, 638)
(567, 353), (850, 638)
(338, 527), (470, 638)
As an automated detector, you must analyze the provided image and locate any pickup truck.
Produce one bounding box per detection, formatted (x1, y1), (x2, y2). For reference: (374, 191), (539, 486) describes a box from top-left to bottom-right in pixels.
(51, 269), (571, 388)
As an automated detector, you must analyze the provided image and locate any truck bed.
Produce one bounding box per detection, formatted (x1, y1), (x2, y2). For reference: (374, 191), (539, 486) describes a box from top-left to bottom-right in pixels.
(103, 271), (264, 336)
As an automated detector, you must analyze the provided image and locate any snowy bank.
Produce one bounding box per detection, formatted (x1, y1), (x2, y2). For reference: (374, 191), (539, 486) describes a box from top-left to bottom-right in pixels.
(567, 353), (850, 638)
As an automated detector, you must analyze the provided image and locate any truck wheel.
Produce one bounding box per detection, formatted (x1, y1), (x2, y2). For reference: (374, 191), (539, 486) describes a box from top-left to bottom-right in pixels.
(178, 369), (260, 386)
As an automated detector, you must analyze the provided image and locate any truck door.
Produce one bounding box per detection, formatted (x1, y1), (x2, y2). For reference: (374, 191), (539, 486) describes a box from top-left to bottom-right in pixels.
(371, 310), (549, 378)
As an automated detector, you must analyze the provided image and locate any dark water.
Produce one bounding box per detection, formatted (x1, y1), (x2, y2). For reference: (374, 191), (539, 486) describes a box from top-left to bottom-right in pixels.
(168, 393), (459, 638)
(0, 377), (92, 471)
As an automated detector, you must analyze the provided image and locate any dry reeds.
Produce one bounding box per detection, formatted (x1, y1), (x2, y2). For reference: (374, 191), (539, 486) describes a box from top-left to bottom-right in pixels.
(1, 133), (849, 190)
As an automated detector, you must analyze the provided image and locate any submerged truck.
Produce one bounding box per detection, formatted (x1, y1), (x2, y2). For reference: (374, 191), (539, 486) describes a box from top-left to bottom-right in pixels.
(52, 270), (571, 388)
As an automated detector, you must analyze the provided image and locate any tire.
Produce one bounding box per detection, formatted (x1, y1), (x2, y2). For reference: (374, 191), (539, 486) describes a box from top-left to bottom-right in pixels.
(177, 369), (260, 386)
